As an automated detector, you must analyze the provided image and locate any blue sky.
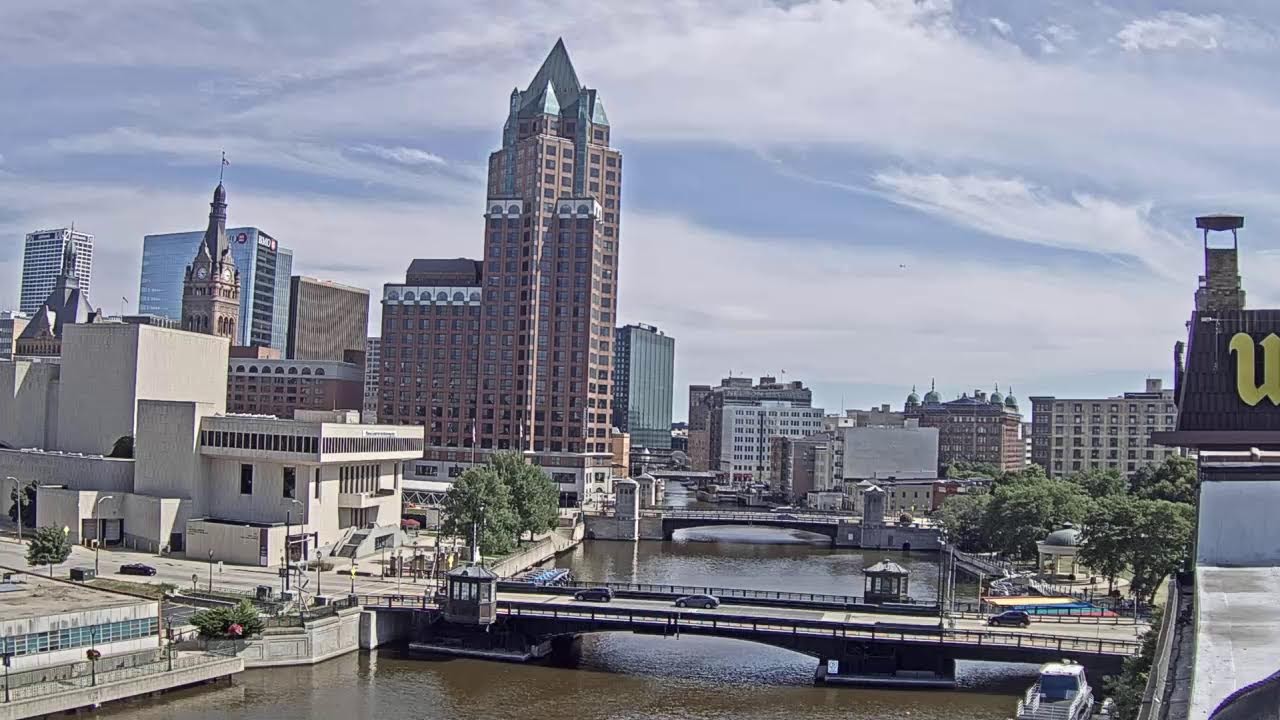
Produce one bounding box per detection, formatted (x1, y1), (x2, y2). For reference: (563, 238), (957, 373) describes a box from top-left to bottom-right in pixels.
(4, 0), (1280, 419)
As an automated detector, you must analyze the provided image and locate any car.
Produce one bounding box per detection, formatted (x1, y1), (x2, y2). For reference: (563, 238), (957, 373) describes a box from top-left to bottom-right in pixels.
(573, 587), (614, 602)
(119, 563), (157, 577)
(674, 594), (720, 609)
(987, 610), (1032, 628)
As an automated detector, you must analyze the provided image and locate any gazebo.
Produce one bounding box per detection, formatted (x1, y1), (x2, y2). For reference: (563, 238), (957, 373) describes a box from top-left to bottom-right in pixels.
(443, 564), (497, 625)
(863, 560), (910, 604)
(1036, 523), (1081, 580)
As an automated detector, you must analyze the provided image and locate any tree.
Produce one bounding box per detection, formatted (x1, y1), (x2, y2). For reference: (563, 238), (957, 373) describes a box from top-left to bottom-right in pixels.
(191, 600), (265, 639)
(1105, 606), (1163, 720)
(994, 464), (1050, 487)
(26, 525), (72, 576)
(984, 478), (1092, 559)
(7, 479), (36, 528)
(1126, 499), (1194, 604)
(1065, 468), (1127, 498)
(108, 435), (134, 459)
(936, 492), (993, 553)
(490, 452), (560, 544)
(1079, 495), (1141, 593)
(944, 461), (1001, 480)
(440, 466), (520, 556)
(1130, 455), (1198, 505)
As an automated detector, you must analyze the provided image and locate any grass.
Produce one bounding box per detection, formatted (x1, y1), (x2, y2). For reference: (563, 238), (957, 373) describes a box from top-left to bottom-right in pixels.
(89, 577), (177, 600)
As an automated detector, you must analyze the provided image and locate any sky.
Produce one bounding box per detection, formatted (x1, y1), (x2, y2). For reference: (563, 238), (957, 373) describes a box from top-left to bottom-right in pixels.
(4, 0), (1280, 421)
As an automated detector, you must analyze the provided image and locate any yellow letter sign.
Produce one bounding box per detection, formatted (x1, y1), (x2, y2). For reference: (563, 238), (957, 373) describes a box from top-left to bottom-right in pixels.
(1230, 332), (1280, 406)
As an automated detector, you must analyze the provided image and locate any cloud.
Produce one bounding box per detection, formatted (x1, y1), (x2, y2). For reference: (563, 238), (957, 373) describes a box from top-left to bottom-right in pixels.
(870, 170), (1191, 274)
(988, 17), (1012, 37)
(350, 144), (447, 166)
(1113, 12), (1263, 52)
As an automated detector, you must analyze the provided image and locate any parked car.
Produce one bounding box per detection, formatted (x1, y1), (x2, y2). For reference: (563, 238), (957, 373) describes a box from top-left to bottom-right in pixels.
(987, 610), (1032, 628)
(674, 594), (720, 609)
(573, 587), (614, 602)
(119, 563), (157, 577)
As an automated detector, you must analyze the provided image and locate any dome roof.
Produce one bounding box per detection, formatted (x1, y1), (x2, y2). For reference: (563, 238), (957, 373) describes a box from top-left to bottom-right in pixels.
(989, 390), (1004, 405)
(1004, 388), (1019, 409)
(906, 386), (920, 406)
(1043, 524), (1081, 547)
(922, 379), (941, 404)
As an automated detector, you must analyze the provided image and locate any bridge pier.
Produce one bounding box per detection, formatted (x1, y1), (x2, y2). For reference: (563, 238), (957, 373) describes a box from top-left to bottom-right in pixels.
(815, 642), (958, 688)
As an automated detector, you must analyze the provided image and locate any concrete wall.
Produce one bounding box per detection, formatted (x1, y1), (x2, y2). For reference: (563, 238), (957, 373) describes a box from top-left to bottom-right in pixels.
(57, 324), (228, 456)
(0, 449), (134, 493)
(205, 608), (361, 667)
(186, 519), (283, 567)
(1198, 479), (1280, 566)
(0, 359), (60, 450)
(134, 400), (216, 509)
(842, 426), (939, 481)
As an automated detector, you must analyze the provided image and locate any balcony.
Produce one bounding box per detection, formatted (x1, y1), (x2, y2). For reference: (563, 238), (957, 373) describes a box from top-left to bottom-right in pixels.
(338, 488), (398, 508)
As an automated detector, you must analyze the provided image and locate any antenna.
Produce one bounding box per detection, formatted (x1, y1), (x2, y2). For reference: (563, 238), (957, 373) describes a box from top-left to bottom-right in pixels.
(219, 151), (228, 183)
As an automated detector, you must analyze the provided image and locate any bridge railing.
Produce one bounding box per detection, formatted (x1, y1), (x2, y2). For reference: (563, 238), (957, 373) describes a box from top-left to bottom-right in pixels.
(494, 600), (1141, 657)
(659, 510), (848, 524)
(500, 579), (880, 606)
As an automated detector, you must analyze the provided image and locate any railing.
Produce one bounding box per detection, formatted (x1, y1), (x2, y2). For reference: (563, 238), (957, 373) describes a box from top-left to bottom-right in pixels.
(1014, 682), (1093, 720)
(264, 595), (361, 627)
(1, 653), (231, 703)
(499, 579), (878, 606)
(952, 548), (1020, 578)
(494, 601), (1142, 657)
(660, 510), (846, 524)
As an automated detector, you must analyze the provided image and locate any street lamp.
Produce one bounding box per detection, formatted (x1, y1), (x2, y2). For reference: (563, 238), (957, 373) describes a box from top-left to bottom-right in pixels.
(207, 550), (214, 592)
(94, 496), (114, 576)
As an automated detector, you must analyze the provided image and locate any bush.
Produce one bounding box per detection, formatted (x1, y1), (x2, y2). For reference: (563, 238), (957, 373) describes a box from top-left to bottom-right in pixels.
(191, 600), (265, 639)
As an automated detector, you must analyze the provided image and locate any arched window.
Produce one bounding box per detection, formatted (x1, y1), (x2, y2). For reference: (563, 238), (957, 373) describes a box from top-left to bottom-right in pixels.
(507, 204), (520, 214)
(387, 290), (399, 300)
(578, 204), (589, 214)
(315, 368), (326, 376)
(236, 365), (245, 372)
(436, 292), (448, 301)
(404, 291), (415, 301)
(287, 367), (298, 375)
(248, 366), (258, 373)
(301, 368), (312, 376)
(274, 367), (284, 374)
(469, 292), (480, 301)
(490, 205), (502, 215)
(452, 292), (464, 301)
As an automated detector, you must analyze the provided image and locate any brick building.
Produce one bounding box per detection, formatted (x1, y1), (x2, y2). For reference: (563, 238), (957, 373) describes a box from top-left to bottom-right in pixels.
(227, 346), (363, 418)
(287, 276), (369, 362)
(1029, 379), (1179, 477)
(903, 383), (1025, 473)
(379, 41), (621, 506)
(687, 376), (813, 473)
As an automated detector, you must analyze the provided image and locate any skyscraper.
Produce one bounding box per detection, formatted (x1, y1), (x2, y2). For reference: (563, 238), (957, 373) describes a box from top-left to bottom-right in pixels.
(613, 323), (675, 449)
(380, 41), (621, 504)
(181, 182), (240, 340)
(363, 337), (381, 423)
(287, 277), (369, 362)
(20, 228), (93, 314)
(139, 226), (292, 350)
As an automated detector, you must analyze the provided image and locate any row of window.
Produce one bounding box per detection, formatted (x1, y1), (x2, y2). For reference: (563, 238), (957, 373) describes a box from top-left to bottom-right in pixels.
(0, 618), (158, 657)
(203, 430), (319, 454)
(230, 365), (328, 376)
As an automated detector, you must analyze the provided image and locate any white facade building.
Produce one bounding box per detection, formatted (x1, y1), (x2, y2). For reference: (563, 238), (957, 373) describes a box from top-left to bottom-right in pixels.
(841, 424), (939, 481)
(20, 228), (93, 314)
(719, 401), (826, 484)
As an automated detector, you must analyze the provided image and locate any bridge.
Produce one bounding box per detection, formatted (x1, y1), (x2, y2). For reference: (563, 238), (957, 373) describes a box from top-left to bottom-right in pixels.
(656, 510), (846, 541)
(359, 588), (1142, 685)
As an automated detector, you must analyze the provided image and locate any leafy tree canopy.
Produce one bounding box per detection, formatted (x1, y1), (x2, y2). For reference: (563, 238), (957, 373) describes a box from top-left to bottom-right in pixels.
(1130, 455), (1198, 505)
(191, 600), (265, 639)
(26, 525), (72, 574)
(441, 466), (520, 556)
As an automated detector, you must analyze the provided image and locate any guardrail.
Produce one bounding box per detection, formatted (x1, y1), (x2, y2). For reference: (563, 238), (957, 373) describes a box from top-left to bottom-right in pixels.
(495, 601), (1141, 657)
(660, 510), (847, 524)
(500, 579), (874, 606)
(1, 653), (230, 703)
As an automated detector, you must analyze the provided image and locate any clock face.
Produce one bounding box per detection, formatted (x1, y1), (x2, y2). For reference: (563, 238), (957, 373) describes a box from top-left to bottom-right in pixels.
(196, 267), (208, 280)
(221, 268), (232, 281)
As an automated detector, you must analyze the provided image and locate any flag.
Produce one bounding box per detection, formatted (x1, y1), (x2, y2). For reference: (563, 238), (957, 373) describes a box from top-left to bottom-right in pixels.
(470, 419), (476, 444)
(222, 153), (230, 167)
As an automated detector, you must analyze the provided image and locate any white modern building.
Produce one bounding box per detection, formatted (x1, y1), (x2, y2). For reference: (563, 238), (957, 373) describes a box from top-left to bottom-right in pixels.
(362, 336), (380, 423)
(841, 423), (939, 481)
(0, 322), (423, 565)
(720, 401), (826, 484)
(20, 228), (93, 314)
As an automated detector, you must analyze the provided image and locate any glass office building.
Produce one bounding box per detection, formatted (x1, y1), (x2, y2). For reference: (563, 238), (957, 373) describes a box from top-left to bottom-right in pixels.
(613, 323), (676, 449)
(139, 227), (293, 350)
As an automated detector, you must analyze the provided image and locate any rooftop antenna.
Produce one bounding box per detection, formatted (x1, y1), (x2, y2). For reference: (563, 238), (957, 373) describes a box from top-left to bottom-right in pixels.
(219, 151), (229, 183)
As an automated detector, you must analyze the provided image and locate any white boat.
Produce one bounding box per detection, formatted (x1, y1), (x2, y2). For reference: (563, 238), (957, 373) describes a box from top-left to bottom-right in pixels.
(1014, 660), (1095, 720)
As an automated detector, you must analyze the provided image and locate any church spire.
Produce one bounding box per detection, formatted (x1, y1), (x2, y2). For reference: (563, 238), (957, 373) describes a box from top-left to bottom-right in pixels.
(203, 181), (230, 265)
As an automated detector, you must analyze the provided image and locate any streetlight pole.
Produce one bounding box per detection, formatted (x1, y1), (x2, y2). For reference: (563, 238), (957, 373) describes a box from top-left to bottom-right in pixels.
(207, 550), (214, 592)
(284, 498), (301, 592)
(94, 496), (114, 576)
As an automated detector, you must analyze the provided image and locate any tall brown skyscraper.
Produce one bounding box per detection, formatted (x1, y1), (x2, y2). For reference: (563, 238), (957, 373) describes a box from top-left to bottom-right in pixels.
(381, 40), (621, 503)
(287, 276), (369, 361)
(181, 182), (240, 340)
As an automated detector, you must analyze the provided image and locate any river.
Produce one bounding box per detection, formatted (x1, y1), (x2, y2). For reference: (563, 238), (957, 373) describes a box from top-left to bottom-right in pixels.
(106, 485), (1036, 720)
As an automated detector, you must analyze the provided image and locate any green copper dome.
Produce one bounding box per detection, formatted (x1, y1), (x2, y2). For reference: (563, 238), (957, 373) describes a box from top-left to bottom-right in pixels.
(922, 379), (941, 404)
(906, 386), (921, 406)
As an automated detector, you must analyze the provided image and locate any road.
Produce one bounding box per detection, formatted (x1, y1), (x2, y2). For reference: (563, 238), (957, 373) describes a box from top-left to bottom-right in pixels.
(497, 591), (1147, 643)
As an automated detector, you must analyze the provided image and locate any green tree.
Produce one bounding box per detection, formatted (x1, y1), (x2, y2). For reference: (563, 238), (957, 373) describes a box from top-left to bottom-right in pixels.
(1105, 606), (1163, 720)
(7, 479), (36, 527)
(1127, 499), (1194, 604)
(1130, 455), (1198, 505)
(994, 464), (1050, 487)
(26, 525), (72, 576)
(1079, 495), (1141, 593)
(944, 461), (1002, 480)
(440, 466), (520, 556)
(490, 452), (560, 544)
(984, 479), (1092, 559)
(191, 600), (265, 639)
(935, 492), (993, 553)
(1065, 468), (1127, 497)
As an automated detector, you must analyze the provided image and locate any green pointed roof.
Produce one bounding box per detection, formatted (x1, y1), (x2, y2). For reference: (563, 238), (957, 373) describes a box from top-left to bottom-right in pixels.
(591, 94), (609, 126)
(521, 38), (581, 114)
(533, 79), (560, 115)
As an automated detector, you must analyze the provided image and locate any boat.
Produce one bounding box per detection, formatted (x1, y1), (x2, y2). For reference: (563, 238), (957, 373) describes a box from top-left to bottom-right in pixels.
(1014, 660), (1095, 720)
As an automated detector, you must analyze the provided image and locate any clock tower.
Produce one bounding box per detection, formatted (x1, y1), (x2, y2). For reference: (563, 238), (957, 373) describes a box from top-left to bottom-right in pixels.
(181, 182), (240, 340)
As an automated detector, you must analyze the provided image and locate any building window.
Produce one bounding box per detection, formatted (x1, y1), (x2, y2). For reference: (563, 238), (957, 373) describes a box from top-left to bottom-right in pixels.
(283, 467), (296, 499)
(240, 464), (254, 495)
